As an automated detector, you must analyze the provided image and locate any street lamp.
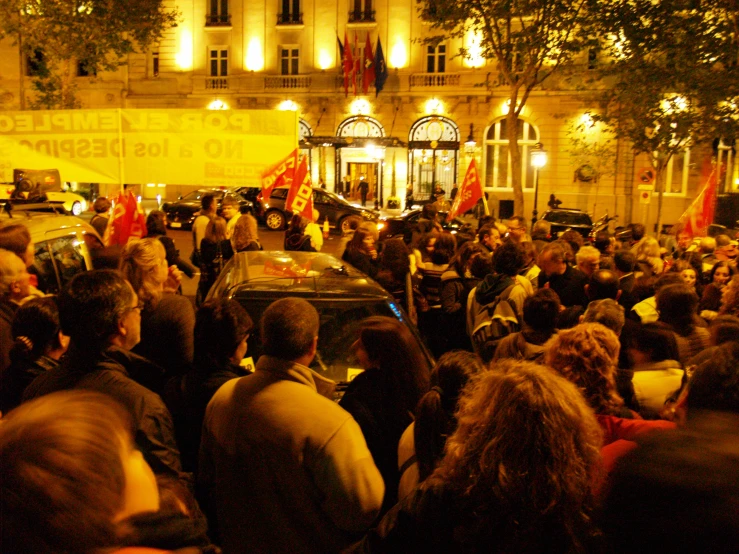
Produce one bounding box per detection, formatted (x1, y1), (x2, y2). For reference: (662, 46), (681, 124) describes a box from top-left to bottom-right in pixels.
(530, 142), (547, 225)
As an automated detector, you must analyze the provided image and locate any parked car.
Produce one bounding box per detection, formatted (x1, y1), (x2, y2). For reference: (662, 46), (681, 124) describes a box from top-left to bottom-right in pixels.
(242, 186), (379, 232)
(377, 209), (467, 243)
(1, 184), (88, 215)
(1, 203), (103, 294)
(161, 188), (254, 230)
(539, 208), (593, 239)
(206, 250), (433, 386)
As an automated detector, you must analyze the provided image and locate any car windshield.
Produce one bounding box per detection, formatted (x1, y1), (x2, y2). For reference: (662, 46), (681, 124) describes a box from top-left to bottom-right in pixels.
(181, 190), (223, 202)
(230, 296), (413, 383)
(545, 211), (592, 226)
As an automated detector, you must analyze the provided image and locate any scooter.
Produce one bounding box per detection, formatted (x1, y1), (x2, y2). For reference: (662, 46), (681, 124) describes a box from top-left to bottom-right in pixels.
(589, 211), (618, 241)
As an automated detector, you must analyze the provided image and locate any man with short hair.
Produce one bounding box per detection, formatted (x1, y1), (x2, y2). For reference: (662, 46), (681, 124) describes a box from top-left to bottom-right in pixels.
(537, 242), (588, 307)
(477, 225), (501, 255)
(221, 195), (241, 242)
(192, 193), (217, 251)
(23, 270), (182, 478)
(629, 223), (646, 253)
(506, 215), (528, 243)
(0, 249), (32, 374)
(576, 245), (601, 278)
(586, 269), (621, 302)
(672, 229), (694, 260)
(200, 297), (384, 553)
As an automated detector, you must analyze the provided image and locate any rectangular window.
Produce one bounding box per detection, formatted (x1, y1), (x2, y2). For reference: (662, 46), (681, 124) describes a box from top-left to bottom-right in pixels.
(206, 0), (230, 25)
(280, 47), (299, 75)
(279, 0), (301, 23)
(152, 51), (160, 77)
(26, 49), (45, 77)
(348, 0), (374, 22)
(666, 149), (690, 196)
(209, 49), (228, 76)
(427, 45), (446, 73)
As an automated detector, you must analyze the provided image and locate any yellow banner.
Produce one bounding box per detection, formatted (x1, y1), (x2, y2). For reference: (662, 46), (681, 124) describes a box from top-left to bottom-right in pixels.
(0, 109), (298, 186)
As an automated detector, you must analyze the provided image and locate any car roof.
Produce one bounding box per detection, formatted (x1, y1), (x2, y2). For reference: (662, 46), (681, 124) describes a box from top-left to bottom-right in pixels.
(215, 251), (392, 300)
(0, 208), (99, 241)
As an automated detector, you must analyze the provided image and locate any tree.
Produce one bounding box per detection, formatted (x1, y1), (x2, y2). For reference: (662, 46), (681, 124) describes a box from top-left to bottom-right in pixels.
(593, 0), (739, 235)
(0, 0), (179, 109)
(417, 0), (597, 216)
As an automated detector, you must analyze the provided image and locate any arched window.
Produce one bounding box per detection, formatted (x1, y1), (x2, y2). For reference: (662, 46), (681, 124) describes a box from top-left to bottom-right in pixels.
(483, 117), (540, 190)
(408, 116), (460, 199)
(337, 115), (385, 138)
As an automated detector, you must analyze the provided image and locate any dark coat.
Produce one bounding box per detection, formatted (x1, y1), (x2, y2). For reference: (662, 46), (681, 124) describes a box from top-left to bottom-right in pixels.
(343, 248), (379, 279)
(0, 354), (58, 414)
(538, 265), (588, 308)
(23, 345), (183, 479)
(0, 298), (17, 378)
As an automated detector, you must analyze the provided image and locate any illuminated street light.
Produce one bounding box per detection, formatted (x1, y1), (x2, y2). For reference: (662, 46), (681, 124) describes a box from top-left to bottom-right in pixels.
(530, 142), (547, 224)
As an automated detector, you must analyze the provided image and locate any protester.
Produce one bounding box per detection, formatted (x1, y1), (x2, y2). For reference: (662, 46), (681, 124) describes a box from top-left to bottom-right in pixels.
(397, 351), (484, 500)
(340, 316), (431, 514)
(120, 238), (194, 378)
(90, 196), (112, 237)
(576, 245), (601, 278)
(718, 274), (739, 318)
(412, 232), (439, 270)
(165, 299), (253, 473)
(537, 241), (588, 307)
(714, 234), (738, 263)
(476, 224), (501, 255)
(304, 209), (324, 251)
(492, 288), (560, 363)
(0, 249), (32, 375)
(199, 216), (234, 299)
(200, 298), (384, 553)
(192, 193), (217, 253)
(635, 237), (664, 277)
(582, 298), (625, 335)
(0, 390), (214, 554)
(656, 284), (710, 364)
(440, 242), (483, 351)
(146, 210), (196, 279)
(0, 296), (68, 414)
(23, 270), (183, 479)
(284, 213), (314, 251)
(343, 227), (380, 278)
(232, 212), (261, 251)
(221, 195), (241, 242)
(351, 360), (604, 553)
(519, 240), (541, 290)
(700, 261), (735, 314)
(374, 239), (421, 322)
(672, 259), (702, 297)
(630, 272), (683, 324)
(614, 250), (638, 310)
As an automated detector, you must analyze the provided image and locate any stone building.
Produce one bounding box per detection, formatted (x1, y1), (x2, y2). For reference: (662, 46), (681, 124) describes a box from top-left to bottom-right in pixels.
(0, 0), (737, 229)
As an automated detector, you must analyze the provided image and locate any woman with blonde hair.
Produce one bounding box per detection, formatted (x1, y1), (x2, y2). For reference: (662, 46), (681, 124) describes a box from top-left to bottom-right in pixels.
(354, 359), (603, 552)
(635, 237), (664, 277)
(231, 212), (261, 252)
(120, 237), (195, 378)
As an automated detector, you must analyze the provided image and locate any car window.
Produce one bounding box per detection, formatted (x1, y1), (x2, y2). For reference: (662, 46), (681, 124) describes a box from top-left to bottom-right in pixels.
(271, 189), (288, 200)
(48, 235), (86, 290)
(31, 241), (59, 294)
(231, 297), (412, 383)
(544, 211), (592, 226)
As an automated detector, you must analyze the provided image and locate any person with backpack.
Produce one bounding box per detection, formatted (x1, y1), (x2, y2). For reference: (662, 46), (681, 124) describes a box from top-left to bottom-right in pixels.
(467, 241), (533, 362)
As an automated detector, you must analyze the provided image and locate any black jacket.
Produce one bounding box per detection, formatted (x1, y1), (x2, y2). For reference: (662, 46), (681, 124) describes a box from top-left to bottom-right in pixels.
(23, 345), (183, 479)
(538, 265), (588, 308)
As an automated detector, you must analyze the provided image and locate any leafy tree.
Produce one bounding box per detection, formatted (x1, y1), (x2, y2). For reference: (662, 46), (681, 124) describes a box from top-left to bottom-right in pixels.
(0, 0), (179, 108)
(593, 0), (739, 235)
(417, 0), (598, 216)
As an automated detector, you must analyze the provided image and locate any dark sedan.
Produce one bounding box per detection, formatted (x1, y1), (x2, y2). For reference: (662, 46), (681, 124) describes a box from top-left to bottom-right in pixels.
(377, 209), (468, 243)
(539, 208), (593, 239)
(162, 188), (253, 230)
(207, 251), (433, 386)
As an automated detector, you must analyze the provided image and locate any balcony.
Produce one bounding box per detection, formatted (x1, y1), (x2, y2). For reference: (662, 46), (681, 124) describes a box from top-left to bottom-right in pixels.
(205, 13), (231, 26)
(277, 12), (303, 24)
(348, 9), (375, 22)
(409, 73), (461, 88)
(265, 75), (312, 90)
(205, 76), (230, 90)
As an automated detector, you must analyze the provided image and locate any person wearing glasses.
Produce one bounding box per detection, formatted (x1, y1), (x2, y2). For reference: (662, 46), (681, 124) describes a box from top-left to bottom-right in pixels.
(23, 269), (184, 481)
(505, 215), (529, 244)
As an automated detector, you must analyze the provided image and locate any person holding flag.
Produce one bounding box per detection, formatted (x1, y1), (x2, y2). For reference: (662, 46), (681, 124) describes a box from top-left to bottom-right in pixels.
(286, 155), (323, 251)
(260, 148), (298, 200)
(447, 159), (485, 221)
(104, 185), (147, 247)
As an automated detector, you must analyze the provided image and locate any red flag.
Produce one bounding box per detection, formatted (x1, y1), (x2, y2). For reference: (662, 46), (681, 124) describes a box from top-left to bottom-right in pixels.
(677, 156), (717, 237)
(261, 148), (298, 199)
(342, 32), (353, 97)
(362, 34), (375, 94)
(105, 189), (147, 246)
(353, 32), (360, 96)
(448, 160), (483, 220)
(286, 155), (315, 220)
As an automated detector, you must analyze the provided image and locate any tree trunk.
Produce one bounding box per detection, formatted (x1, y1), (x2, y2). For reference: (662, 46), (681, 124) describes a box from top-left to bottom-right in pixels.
(507, 107), (524, 217)
(655, 163), (665, 241)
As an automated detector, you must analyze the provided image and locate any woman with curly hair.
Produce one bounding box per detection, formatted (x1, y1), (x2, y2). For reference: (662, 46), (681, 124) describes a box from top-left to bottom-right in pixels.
(635, 237), (665, 277)
(120, 237), (195, 378)
(719, 274), (739, 318)
(545, 322), (632, 418)
(701, 261), (736, 314)
(353, 359), (604, 553)
(340, 316), (431, 515)
(231, 212), (261, 252)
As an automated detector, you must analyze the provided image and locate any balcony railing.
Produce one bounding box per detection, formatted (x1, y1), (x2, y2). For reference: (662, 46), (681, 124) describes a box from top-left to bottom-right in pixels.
(265, 75), (312, 90)
(277, 12), (303, 24)
(410, 73), (460, 87)
(205, 13), (231, 26)
(348, 9), (375, 22)
(206, 76), (230, 90)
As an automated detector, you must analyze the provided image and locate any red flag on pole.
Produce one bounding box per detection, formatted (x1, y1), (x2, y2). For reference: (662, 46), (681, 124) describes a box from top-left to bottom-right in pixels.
(677, 156), (717, 237)
(286, 155), (315, 220)
(342, 31), (353, 97)
(362, 34), (375, 94)
(448, 159), (483, 221)
(353, 32), (360, 96)
(105, 189), (147, 246)
(261, 148), (298, 199)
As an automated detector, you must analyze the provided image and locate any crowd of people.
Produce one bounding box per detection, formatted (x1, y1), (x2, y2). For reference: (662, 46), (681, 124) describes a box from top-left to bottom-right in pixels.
(1, 201), (739, 554)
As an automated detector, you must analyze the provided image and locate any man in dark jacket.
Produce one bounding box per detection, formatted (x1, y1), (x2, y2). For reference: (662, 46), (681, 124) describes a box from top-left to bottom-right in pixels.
(537, 241), (588, 308)
(23, 269), (183, 479)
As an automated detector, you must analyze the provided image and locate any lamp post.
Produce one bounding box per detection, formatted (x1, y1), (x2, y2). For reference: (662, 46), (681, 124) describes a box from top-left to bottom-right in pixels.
(530, 142), (547, 225)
